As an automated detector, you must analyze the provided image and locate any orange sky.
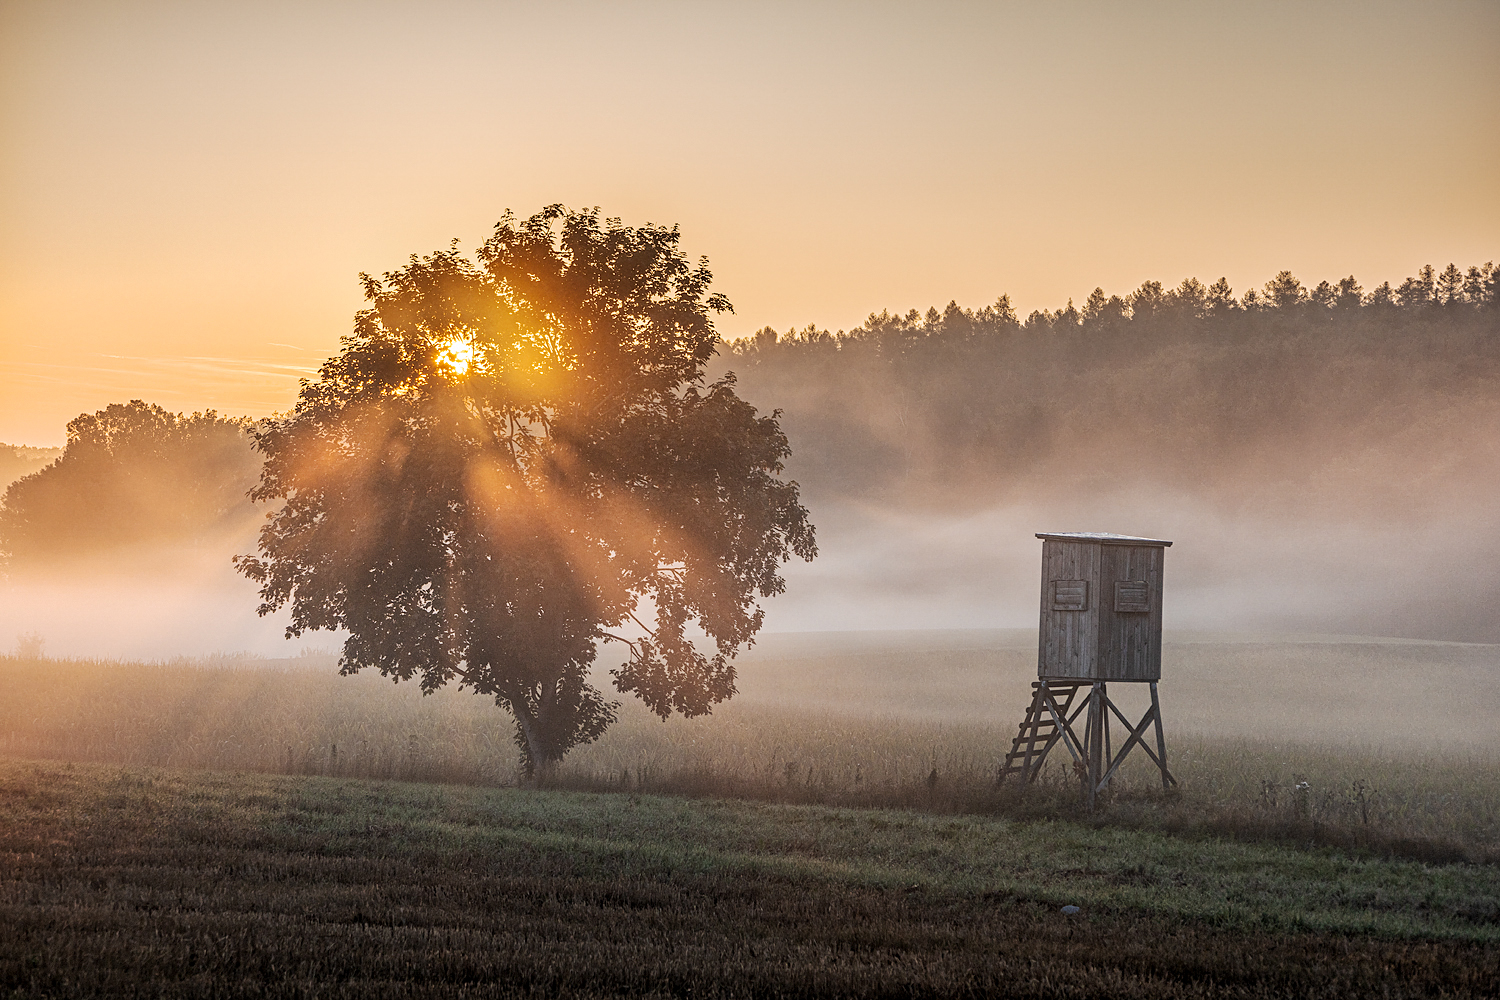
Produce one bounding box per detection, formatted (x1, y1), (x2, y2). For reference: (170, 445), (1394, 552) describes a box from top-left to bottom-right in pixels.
(3, 0), (1497, 446)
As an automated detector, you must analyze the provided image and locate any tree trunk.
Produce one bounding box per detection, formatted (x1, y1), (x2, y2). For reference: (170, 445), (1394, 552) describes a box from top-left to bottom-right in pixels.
(512, 708), (559, 786)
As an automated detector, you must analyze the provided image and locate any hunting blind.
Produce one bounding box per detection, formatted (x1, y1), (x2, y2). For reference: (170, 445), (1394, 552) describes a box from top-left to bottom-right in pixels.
(1001, 532), (1177, 808)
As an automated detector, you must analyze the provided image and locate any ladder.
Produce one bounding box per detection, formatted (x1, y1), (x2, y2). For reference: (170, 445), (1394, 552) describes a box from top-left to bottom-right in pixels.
(998, 680), (1086, 783)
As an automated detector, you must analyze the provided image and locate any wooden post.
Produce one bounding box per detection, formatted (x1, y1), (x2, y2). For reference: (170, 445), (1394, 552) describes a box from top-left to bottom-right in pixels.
(1151, 681), (1171, 790)
(1102, 682), (1112, 780)
(1086, 682), (1105, 810)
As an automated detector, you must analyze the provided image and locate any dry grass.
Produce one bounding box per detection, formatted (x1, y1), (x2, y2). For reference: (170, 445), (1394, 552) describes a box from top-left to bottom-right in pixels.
(1, 630), (1497, 863)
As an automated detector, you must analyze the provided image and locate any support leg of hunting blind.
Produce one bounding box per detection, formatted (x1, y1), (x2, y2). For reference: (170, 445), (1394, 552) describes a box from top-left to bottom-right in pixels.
(1151, 682), (1171, 791)
(1097, 683), (1176, 795)
(1084, 684), (1104, 810)
(1001, 679), (1176, 809)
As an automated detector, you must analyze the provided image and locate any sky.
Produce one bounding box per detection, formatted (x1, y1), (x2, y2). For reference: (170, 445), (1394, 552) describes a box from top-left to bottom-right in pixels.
(2, 0), (1498, 446)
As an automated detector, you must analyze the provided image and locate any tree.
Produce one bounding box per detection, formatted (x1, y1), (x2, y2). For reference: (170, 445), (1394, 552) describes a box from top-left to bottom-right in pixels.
(1262, 271), (1306, 310)
(1171, 278), (1209, 318)
(1204, 278), (1237, 317)
(0, 445), (60, 493)
(1081, 287), (1109, 323)
(235, 206), (816, 776)
(1334, 276), (1363, 310)
(1127, 280), (1167, 319)
(938, 300), (975, 340)
(1463, 262), (1497, 308)
(1364, 281), (1396, 308)
(1397, 265), (1435, 309)
(1435, 263), (1465, 306)
(1082, 289), (1129, 326)
(1023, 309), (1052, 331)
(1053, 298), (1080, 328)
(978, 295), (1019, 329)
(0, 400), (256, 565)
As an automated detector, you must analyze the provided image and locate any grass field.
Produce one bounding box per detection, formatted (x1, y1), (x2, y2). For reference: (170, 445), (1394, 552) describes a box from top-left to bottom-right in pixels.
(2, 631), (1497, 994)
(2, 631), (1496, 858)
(1, 758), (1497, 998)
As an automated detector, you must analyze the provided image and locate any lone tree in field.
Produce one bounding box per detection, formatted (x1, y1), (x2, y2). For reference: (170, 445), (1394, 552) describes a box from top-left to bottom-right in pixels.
(236, 206), (816, 776)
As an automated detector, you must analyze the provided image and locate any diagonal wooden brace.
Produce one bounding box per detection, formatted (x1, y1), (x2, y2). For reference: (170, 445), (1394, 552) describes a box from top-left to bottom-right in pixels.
(1039, 682), (1088, 764)
(1100, 694), (1177, 790)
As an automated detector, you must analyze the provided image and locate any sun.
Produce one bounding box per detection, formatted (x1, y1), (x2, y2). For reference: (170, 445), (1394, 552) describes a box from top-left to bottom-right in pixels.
(437, 337), (480, 377)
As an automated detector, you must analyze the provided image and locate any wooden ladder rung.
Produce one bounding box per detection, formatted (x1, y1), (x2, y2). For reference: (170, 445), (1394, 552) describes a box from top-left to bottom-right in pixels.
(999, 683), (1087, 780)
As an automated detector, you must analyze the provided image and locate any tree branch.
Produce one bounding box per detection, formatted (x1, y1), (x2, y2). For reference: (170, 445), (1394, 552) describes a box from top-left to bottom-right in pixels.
(626, 611), (658, 637)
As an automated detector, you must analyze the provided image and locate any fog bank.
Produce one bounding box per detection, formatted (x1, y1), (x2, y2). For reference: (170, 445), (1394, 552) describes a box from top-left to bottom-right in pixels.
(765, 490), (1500, 642)
(9, 483), (1498, 660)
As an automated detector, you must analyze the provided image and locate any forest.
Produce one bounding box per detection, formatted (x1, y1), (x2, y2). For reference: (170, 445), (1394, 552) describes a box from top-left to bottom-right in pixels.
(714, 262), (1499, 513)
(2, 261), (1496, 566)
(0, 402), (257, 565)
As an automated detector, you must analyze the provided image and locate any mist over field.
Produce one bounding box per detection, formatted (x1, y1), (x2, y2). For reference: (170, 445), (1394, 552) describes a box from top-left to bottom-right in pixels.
(4, 270), (1500, 658)
(720, 281), (1500, 643)
(0, 547), (321, 661)
(5, 487), (1496, 660)
(0, 405), (306, 659)
(773, 491), (1500, 641)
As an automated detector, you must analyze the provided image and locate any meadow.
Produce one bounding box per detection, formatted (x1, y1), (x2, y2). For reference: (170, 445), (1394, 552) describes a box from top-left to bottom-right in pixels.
(1, 759), (1496, 998)
(1, 630), (1496, 859)
(2, 631), (1499, 994)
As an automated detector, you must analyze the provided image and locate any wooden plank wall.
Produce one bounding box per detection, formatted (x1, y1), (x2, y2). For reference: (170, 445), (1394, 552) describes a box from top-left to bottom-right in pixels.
(1038, 540), (1099, 678)
(1098, 544), (1163, 681)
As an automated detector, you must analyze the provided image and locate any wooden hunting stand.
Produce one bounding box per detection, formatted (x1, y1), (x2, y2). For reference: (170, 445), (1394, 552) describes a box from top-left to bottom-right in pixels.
(1000, 532), (1177, 809)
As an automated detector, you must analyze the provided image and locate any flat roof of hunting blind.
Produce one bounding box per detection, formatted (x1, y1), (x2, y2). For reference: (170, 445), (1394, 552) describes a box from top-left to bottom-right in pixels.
(1035, 532), (1173, 546)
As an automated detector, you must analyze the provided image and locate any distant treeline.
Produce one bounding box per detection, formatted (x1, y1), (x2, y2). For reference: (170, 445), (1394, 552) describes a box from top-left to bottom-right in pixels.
(0, 445), (61, 492)
(715, 263), (1500, 509)
(3, 263), (1496, 565)
(0, 401), (258, 565)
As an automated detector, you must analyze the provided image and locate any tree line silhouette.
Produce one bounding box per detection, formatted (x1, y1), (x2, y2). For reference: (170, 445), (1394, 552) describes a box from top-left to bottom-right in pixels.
(0, 401), (259, 565)
(0, 445), (60, 493)
(3, 260), (1496, 566)
(717, 262), (1499, 510)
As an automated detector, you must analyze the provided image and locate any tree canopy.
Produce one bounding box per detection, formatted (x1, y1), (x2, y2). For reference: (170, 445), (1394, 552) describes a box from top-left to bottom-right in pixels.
(236, 206), (817, 773)
(0, 400), (256, 566)
(0, 445), (61, 493)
